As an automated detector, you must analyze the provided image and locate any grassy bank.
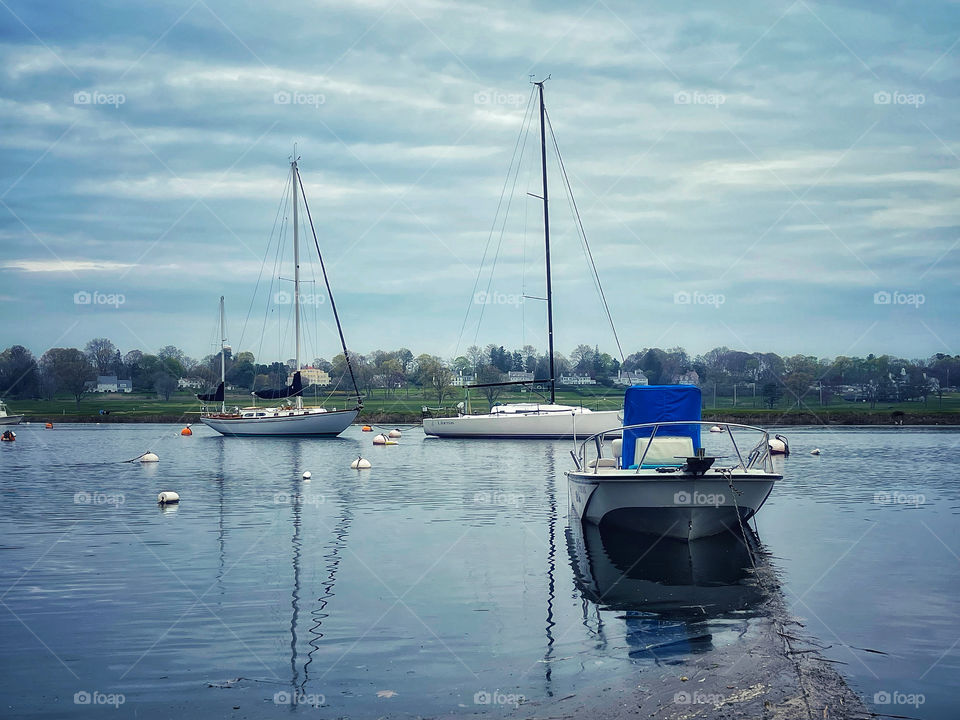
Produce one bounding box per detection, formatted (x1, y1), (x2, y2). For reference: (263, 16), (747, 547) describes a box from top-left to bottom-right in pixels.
(8, 388), (960, 425)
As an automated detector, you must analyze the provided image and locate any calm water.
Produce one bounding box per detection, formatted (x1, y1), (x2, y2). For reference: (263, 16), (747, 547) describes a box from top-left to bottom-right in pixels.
(0, 424), (957, 718)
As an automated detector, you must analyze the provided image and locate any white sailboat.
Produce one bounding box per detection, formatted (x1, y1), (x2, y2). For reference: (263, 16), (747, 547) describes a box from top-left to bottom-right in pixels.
(423, 81), (621, 440)
(0, 400), (23, 426)
(199, 158), (362, 437)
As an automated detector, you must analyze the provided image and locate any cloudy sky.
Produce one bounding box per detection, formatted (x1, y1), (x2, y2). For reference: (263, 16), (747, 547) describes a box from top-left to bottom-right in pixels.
(0, 0), (957, 366)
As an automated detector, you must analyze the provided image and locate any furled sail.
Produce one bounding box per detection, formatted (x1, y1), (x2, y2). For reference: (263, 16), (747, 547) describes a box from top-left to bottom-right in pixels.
(254, 371), (303, 400)
(197, 382), (224, 403)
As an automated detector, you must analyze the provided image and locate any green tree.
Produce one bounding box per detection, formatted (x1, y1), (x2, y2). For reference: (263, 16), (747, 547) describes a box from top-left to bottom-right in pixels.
(40, 348), (95, 406)
(476, 364), (505, 410)
(84, 338), (118, 375)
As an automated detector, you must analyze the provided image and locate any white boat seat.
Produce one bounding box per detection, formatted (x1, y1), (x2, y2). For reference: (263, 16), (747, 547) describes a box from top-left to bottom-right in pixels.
(611, 438), (622, 460)
(587, 458), (618, 469)
(633, 436), (694, 467)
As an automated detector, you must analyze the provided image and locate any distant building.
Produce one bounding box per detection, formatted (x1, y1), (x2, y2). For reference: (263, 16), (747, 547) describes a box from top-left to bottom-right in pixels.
(559, 373), (597, 386)
(178, 377), (204, 389)
(452, 371), (476, 387)
(508, 371), (535, 383)
(287, 366), (331, 387)
(672, 370), (700, 386)
(94, 376), (133, 393)
(614, 370), (648, 386)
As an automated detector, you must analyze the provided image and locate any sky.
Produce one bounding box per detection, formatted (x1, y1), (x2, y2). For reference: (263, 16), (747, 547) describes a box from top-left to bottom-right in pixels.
(0, 0), (957, 366)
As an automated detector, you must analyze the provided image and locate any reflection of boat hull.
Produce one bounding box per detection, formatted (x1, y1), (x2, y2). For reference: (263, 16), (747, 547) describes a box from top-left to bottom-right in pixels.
(200, 408), (358, 436)
(567, 470), (777, 540)
(567, 517), (762, 616)
(423, 407), (621, 439)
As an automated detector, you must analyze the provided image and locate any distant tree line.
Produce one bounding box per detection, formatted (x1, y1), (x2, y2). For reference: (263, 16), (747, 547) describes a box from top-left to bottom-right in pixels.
(1, 338), (958, 410)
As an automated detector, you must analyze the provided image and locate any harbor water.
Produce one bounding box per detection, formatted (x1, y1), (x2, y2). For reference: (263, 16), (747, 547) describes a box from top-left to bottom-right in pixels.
(0, 424), (956, 718)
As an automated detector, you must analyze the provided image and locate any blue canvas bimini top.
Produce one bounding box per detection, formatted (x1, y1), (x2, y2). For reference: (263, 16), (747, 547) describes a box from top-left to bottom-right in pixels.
(621, 385), (702, 467)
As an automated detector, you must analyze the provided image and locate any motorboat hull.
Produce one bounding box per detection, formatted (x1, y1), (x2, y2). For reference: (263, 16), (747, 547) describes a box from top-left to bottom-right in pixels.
(423, 407), (621, 439)
(200, 408), (358, 436)
(567, 469), (777, 541)
(0, 415), (23, 426)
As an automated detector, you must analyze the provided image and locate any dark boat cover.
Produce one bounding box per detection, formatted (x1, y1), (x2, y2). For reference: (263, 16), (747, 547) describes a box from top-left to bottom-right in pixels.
(254, 371), (303, 400)
(197, 381), (224, 402)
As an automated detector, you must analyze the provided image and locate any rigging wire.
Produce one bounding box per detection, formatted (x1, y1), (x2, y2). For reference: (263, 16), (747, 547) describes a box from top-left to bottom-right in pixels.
(237, 170), (291, 354)
(454, 86), (537, 358)
(296, 167), (363, 407)
(471, 91), (538, 347)
(544, 107), (625, 364)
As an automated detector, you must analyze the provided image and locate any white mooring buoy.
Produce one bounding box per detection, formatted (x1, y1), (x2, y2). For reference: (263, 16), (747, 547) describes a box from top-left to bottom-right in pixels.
(157, 491), (180, 504)
(351, 456), (371, 470)
(373, 434), (387, 445)
(302, 471), (312, 480)
(810, 448), (821, 455)
(388, 428), (402, 439)
(140, 452), (159, 463)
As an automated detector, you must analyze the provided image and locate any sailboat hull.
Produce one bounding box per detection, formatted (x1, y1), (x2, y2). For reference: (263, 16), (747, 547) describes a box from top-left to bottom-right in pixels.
(423, 408), (621, 439)
(200, 408), (358, 437)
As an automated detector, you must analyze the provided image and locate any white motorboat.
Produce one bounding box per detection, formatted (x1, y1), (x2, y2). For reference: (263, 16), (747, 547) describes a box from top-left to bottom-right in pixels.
(0, 400), (23, 426)
(198, 157), (362, 437)
(567, 386), (781, 541)
(423, 80), (622, 439)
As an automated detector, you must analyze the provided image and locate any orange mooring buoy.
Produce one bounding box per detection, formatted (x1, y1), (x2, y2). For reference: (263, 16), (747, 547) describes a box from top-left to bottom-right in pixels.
(45, 422), (53, 429)
(361, 425), (373, 432)
(180, 427), (193, 436)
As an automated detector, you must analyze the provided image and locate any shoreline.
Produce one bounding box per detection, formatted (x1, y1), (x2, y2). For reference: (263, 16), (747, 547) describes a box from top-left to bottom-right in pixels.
(15, 412), (960, 426)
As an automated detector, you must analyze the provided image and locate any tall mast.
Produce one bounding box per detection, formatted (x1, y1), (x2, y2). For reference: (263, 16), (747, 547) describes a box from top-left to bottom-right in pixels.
(537, 81), (556, 405)
(292, 158), (303, 409)
(219, 295), (226, 413)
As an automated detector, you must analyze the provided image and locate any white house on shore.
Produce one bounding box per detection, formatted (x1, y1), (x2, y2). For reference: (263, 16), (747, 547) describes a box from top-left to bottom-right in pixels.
(94, 376), (133, 393)
(287, 366), (331, 387)
(614, 370), (649, 386)
(559, 373), (597, 386)
(508, 371), (535, 383)
(452, 371), (476, 387)
(178, 377), (204, 389)
(673, 370), (700, 386)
